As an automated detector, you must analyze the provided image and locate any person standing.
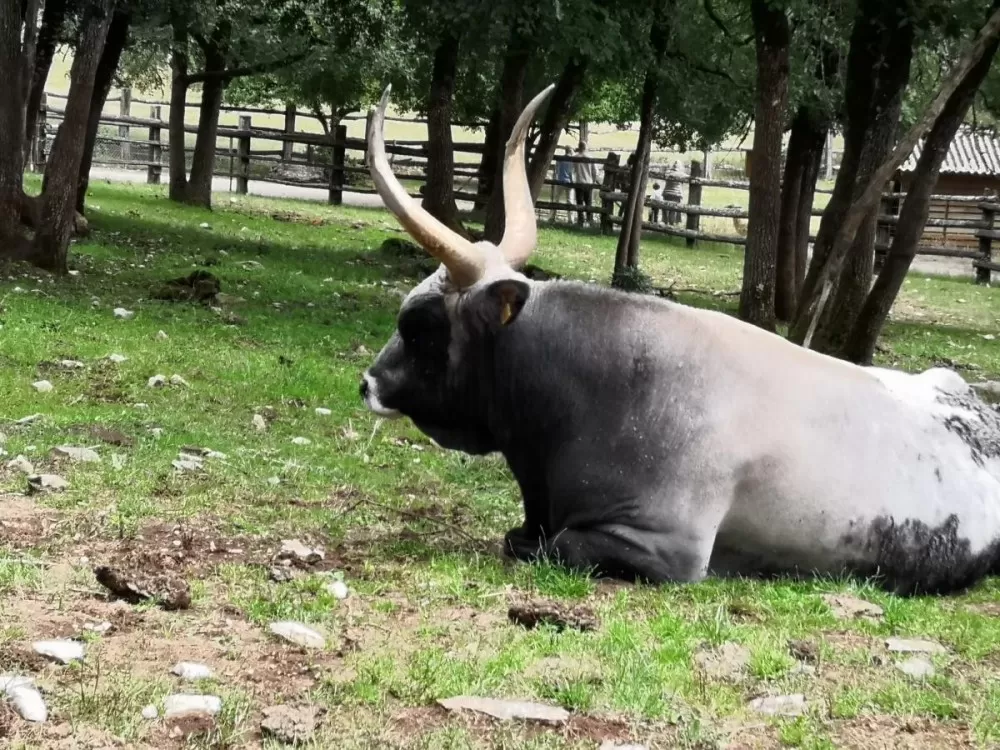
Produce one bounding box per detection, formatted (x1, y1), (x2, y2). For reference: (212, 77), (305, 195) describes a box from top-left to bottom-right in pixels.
(549, 146), (574, 222)
(573, 141), (597, 226)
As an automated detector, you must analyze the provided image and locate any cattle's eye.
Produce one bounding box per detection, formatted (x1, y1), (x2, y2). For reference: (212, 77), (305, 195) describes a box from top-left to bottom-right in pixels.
(398, 304), (441, 347)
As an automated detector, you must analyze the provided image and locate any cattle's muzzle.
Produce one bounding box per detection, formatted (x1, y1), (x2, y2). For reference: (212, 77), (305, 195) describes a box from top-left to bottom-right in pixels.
(359, 371), (401, 419)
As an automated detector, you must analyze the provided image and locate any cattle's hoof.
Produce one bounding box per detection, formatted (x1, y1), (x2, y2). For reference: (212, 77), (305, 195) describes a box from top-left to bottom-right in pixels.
(503, 527), (544, 562)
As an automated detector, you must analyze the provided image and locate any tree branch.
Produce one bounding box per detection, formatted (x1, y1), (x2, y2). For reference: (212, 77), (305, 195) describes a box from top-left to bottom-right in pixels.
(703, 0), (733, 36)
(182, 49), (310, 84)
(664, 48), (736, 83)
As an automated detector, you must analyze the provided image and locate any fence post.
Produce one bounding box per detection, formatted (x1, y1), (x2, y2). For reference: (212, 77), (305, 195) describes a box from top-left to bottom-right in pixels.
(977, 195), (995, 285)
(874, 195), (892, 271)
(599, 152), (620, 235)
(119, 86), (132, 164)
(147, 105), (162, 184)
(686, 160), (703, 248)
(282, 103), (296, 161)
(824, 130), (833, 180)
(328, 124), (347, 205)
(364, 109), (374, 167)
(32, 93), (48, 171)
(237, 115), (251, 195)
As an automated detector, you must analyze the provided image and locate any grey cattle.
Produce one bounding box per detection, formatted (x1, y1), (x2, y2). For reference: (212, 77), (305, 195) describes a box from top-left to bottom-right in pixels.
(360, 83), (1000, 596)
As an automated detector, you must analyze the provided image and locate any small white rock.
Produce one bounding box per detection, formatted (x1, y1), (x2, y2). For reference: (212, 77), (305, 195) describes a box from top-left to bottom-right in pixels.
(326, 580), (349, 600)
(15, 414), (42, 425)
(252, 414), (267, 431)
(314, 407), (332, 416)
(267, 476), (281, 486)
(107, 353), (128, 364)
(113, 308), (134, 320)
(150, 428), (164, 438)
(7, 455), (34, 474)
(33, 639), (85, 664)
(148, 374), (167, 388)
(52, 445), (101, 463)
(32, 380), (54, 393)
(163, 694), (222, 718)
(84, 621), (113, 635)
(59, 359), (85, 369)
(111, 453), (126, 470)
(156, 330), (168, 340)
(269, 621), (326, 649)
(896, 656), (935, 679)
(170, 374), (189, 387)
(199, 222), (211, 229)
(291, 437), (311, 446)
(171, 662), (214, 680)
(133, 403), (149, 410)
(27, 474), (70, 492)
(172, 458), (203, 472)
(141, 704), (158, 720)
(885, 638), (947, 654)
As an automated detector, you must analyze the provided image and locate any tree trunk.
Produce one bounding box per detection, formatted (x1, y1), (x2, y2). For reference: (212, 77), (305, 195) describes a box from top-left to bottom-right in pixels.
(483, 37), (531, 243)
(526, 57), (588, 202)
(739, 0), (791, 331)
(789, 0), (915, 344)
(475, 107), (500, 214)
(0, 0), (27, 251)
(184, 71), (227, 208)
(168, 18), (189, 201)
(33, 0), (115, 273)
(76, 4), (130, 214)
(24, 0), (69, 154)
(775, 107), (827, 321)
(842, 25), (1000, 363)
(421, 33), (468, 237)
(614, 65), (657, 277)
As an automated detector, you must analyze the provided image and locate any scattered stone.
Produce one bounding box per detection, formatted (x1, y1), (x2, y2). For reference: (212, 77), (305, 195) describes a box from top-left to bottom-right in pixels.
(84, 621), (113, 635)
(241, 260), (264, 271)
(141, 705), (159, 720)
(291, 436), (311, 446)
(5, 683), (47, 723)
(693, 642), (751, 681)
(267, 476), (281, 486)
(508, 599), (598, 632)
(94, 565), (192, 610)
(822, 594), (883, 621)
(252, 414), (267, 431)
(150, 428), (164, 439)
(277, 539), (324, 566)
(172, 456), (204, 472)
(163, 694), (222, 718)
(788, 640), (819, 663)
(113, 308), (134, 320)
(133, 403), (149, 410)
(885, 638), (946, 654)
(32, 380), (53, 393)
(199, 222), (211, 230)
(52, 445), (101, 463)
(269, 566), (299, 583)
(269, 621), (326, 649)
(171, 662), (214, 680)
(111, 453), (126, 470)
(156, 330), (169, 340)
(90, 426), (134, 446)
(748, 694), (806, 717)
(33, 639), (85, 664)
(107, 353), (128, 364)
(326, 580), (349, 600)
(170, 374), (189, 387)
(58, 359), (85, 370)
(437, 696), (569, 725)
(789, 662), (816, 676)
(260, 704), (320, 744)
(15, 414), (42, 425)
(6, 455), (34, 474)
(26, 474), (70, 494)
(148, 374), (167, 388)
(896, 656), (935, 680)
(314, 407), (332, 416)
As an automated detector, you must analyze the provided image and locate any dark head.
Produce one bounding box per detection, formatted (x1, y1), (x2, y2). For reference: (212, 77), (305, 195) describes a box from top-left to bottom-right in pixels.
(359, 83), (555, 451)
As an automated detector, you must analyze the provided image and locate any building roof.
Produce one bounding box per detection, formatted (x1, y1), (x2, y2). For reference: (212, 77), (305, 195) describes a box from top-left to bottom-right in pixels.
(900, 128), (1000, 175)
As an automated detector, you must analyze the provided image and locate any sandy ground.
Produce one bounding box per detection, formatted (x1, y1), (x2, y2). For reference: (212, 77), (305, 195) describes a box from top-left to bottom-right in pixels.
(87, 166), (986, 281)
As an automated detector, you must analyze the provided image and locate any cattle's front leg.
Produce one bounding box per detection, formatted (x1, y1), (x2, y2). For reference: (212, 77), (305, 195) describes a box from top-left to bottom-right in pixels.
(505, 525), (711, 585)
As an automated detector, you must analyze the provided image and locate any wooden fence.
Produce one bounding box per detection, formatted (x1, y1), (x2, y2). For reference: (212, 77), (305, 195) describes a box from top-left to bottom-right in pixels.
(28, 91), (996, 283)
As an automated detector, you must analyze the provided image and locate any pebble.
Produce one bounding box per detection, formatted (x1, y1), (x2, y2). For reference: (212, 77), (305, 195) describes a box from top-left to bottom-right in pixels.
(7, 455), (34, 474)
(885, 637), (946, 654)
(7, 684), (47, 722)
(141, 705), (158, 720)
(150, 428), (164, 439)
(821, 594), (883, 621)
(172, 458), (203, 472)
(314, 407), (332, 416)
(252, 414), (267, 431)
(438, 696), (569, 724)
(260, 704), (319, 744)
(27, 474), (70, 493)
(267, 476), (281, 486)
(148, 374), (167, 388)
(269, 621), (326, 649)
(278, 539), (324, 565)
(291, 437), (311, 446)
(111, 454), (126, 470)
(156, 330), (169, 340)
(170, 374), (189, 387)
(748, 694), (806, 716)
(33, 639), (85, 664)
(171, 662), (214, 680)
(32, 380), (53, 393)
(133, 403), (149, 410)
(789, 662), (816, 676)
(327, 580), (349, 600)
(113, 308), (134, 320)
(59, 360), (85, 369)
(52, 446), (101, 463)
(199, 222), (211, 229)
(107, 353), (128, 363)
(15, 414), (42, 425)
(163, 694), (222, 717)
(896, 656), (935, 679)
(84, 621), (113, 635)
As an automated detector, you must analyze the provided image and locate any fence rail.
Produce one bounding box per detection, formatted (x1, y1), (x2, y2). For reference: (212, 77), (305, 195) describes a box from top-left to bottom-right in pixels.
(29, 90), (995, 283)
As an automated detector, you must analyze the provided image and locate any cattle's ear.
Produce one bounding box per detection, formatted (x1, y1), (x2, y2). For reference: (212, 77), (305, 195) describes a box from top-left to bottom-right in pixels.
(470, 278), (530, 330)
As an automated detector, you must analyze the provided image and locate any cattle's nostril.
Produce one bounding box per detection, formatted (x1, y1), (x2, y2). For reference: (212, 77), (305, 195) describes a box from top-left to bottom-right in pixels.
(359, 378), (369, 399)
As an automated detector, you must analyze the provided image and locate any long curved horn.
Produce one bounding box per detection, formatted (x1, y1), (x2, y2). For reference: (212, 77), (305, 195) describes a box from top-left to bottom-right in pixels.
(497, 84), (556, 269)
(368, 85), (485, 287)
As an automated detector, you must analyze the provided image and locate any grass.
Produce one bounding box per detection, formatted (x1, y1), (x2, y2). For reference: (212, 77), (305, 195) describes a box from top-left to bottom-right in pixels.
(1, 180), (999, 749)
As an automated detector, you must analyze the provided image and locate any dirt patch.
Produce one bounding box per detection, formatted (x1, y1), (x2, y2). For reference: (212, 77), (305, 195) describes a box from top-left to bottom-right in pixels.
(0, 495), (60, 549)
(833, 716), (974, 749)
(507, 598), (599, 632)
